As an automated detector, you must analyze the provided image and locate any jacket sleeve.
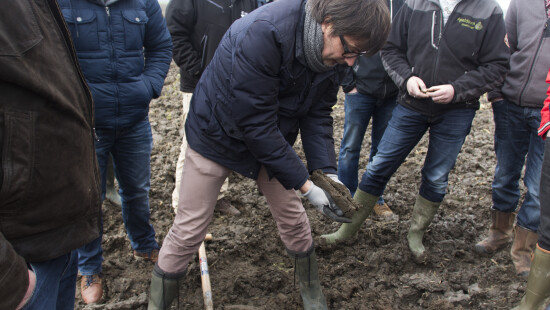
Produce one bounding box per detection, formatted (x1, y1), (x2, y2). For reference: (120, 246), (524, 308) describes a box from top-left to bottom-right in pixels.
(450, 10), (510, 103)
(142, 0), (173, 99)
(300, 82), (338, 175)
(380, 2), (414, 90)
(165, 0), (201, 77)
(538, 69), (550, 139)
(488, 0), (517, 101)
(231, 20), (309, 190)
(0, 233), (28, 310)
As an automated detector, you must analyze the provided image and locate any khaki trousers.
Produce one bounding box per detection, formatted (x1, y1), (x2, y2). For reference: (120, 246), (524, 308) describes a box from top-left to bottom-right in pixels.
(158, 147), (313, 273)
(172, 92), (228, 212)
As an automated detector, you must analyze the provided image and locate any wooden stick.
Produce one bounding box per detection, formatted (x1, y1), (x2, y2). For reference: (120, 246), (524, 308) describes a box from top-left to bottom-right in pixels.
(199, 234), (213, 310)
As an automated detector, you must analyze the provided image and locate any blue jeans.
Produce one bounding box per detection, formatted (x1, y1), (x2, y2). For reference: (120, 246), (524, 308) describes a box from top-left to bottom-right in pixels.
(78, 118), (158, 275)
(359, 104), (476, 203)
(492, 99), (544, 232)
(22, 251), (78, 310)
(338, 92), (397, 202)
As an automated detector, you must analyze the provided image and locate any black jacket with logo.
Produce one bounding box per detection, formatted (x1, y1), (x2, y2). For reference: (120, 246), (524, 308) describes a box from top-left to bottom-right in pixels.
(381, 0), (510, 116)
(166, 0), (260, 92)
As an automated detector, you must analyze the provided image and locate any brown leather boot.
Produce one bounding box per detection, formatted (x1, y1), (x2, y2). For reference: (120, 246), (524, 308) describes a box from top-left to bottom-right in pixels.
(511, 226), (538, 278)
(81, 274), (103, 304)
(475, 210), (515, 255)
(134, 248), (159, 263)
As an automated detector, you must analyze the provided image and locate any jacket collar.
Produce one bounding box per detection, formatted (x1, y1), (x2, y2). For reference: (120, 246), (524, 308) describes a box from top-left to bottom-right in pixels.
(294, 0), (308, 67)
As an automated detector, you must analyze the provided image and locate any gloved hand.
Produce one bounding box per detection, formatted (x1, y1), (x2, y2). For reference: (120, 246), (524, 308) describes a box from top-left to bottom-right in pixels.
(302, 181), (352, 223)
(326, 173), (344, 185)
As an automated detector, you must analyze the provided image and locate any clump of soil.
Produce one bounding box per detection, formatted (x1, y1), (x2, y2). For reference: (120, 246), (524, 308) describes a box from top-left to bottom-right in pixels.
(76, 62), (531, 309)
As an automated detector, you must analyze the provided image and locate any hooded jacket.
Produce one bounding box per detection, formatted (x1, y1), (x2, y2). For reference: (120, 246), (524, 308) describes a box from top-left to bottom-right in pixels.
(186, 0), (348, 190)
(57, 0), (173, 129)
(166, 0), (260, 93)
(489, 0), (550, 108)
(0, 1), (101, 308)
(381, 0), (510, 116)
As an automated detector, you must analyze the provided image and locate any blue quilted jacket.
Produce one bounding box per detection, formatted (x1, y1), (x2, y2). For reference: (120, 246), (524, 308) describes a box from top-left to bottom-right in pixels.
(58, 0), (172, 129)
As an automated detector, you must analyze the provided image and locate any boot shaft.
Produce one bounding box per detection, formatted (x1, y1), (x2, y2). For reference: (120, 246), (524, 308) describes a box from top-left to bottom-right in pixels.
(511, 226), (538, 277)
(409, 195), (440, 232)
(475, 210), (515, 255)
(287, 247), (328, 310)
(514, 245), (550, 310)
(148, 264), (185, 310)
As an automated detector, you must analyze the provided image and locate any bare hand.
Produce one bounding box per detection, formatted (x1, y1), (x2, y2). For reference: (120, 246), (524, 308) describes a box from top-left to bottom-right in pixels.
(406, 76), (430, 99)
(425, 84), (454, 104)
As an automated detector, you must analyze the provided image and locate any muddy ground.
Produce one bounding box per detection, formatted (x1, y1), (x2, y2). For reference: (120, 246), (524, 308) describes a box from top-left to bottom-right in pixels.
(76, 62), (535, 310)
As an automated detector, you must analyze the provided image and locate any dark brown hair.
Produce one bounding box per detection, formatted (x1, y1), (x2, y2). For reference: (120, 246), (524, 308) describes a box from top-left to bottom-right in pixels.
(309, 0), (391, 56)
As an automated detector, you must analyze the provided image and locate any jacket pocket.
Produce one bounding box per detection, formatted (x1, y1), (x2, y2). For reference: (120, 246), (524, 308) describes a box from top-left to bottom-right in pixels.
(122, 10), (148, 51)
(0, 1), (43, 56)
(0, 109), (34, 205)
(62, 9), (100, 51)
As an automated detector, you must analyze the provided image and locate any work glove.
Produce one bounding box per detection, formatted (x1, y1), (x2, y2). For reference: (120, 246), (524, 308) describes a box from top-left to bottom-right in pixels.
(302, 181), (352, 223)
(310, 170), (359, 219)
(326, 173), (342, 184)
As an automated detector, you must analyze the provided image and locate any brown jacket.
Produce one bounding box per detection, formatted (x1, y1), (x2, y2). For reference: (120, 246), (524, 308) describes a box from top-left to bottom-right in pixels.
(0, 1), (101, 309)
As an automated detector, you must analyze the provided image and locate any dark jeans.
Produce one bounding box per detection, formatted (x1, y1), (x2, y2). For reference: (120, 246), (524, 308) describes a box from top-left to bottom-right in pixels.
(359, 104), (476, 203)
(78, 118), (158, 275)
(337, 92), (397, 201)
(539, 140), (550, 250)
(22, 251), (78, 310)
(491, 99), (544, 232)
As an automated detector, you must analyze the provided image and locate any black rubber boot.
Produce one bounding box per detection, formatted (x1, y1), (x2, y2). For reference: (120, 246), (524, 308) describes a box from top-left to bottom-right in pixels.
(287, 245), (328, 310)
(147, 264), (185, 310)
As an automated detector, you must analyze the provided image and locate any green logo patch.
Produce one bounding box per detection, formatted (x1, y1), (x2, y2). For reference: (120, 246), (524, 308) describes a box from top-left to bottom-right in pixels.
(456, 17), (483, 30)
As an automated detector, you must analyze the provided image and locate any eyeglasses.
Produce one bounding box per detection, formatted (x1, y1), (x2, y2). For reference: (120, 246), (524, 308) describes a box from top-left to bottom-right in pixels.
(339, 35), (367, 58)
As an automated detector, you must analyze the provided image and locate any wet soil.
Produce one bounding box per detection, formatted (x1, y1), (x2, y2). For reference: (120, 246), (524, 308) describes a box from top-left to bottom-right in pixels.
(76, 62), (531, 309)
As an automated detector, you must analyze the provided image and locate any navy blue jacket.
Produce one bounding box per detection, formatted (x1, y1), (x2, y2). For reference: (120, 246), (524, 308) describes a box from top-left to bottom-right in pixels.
(58, 0), (173, 129)
(186, 0), (347, 190)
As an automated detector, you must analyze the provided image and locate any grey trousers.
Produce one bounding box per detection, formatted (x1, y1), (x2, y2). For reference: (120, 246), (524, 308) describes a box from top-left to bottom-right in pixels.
(158, 147), (313, 273)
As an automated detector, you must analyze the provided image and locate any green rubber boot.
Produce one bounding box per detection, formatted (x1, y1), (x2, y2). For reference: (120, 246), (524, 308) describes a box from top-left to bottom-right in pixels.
(512, 245), (550, 310)
(319, 189), (378, 245)
(288, 246), (328, 310)
(105, 155), (122, 207)
(407, 195), (440, 263)
(147, 264), (185, 310)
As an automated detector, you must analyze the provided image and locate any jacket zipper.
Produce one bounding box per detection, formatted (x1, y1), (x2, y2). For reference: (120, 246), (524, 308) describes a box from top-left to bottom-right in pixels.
(105, 6), (120, 120)
(50, 0), (101, 197)
(206, 0), (224, 12)
(518, 19), (549, 105)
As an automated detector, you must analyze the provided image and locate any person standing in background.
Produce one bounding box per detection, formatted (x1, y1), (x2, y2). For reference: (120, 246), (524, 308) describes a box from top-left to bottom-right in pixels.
(0, 1), (101, 309)
(321, 0), (510, 266)
(57, 0), (173, 304)
(338, 0), (404, 219)
(165, 0), (270, 216)
(512, 68), (550, 310)
(475, 0), (550, 278)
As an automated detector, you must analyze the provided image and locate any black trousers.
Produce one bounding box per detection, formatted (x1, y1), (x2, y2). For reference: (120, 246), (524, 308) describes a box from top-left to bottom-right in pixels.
(539, 140), (550, 250)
